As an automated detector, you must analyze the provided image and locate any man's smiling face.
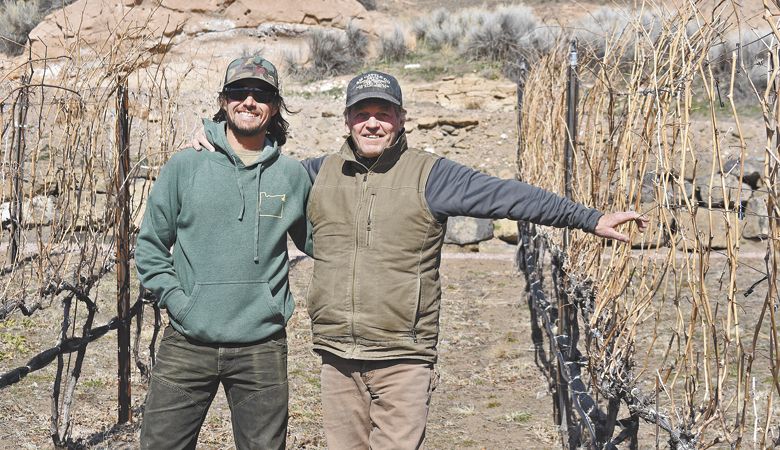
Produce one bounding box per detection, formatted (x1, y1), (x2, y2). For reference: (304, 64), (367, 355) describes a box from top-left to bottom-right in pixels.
(344, 100), (405, 158)
(221, 79), (279, 138)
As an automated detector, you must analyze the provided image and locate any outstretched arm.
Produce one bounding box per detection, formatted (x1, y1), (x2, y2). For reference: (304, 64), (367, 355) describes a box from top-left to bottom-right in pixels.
(425, 158), (603, 230)
(425, 158), (649, 242)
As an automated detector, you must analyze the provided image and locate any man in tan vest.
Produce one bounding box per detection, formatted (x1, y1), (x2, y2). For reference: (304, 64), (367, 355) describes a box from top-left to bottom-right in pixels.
(302, 71), (647, 449)
(195, 70), (647, 449)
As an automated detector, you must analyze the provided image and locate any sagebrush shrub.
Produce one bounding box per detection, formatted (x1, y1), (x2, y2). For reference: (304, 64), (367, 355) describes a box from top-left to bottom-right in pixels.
(379, 27), (407, 62)
(0, 0), (42, 55)
(463, 6), (538, 62)
(414, 5), (544, 61)
(0, 0), (76, 55)
(289, 25), (367, 80)
(573, 7), (663, 63)
(346, 21), (368, 60)
(308, 29), (353, 76)
(413, 8), (464, 50)
(520, 25), (563, 55)
(708, 30), (773, 101)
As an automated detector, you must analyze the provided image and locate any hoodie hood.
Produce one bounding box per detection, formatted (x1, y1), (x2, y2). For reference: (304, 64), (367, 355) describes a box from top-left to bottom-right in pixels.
(203, 118), (280, 167)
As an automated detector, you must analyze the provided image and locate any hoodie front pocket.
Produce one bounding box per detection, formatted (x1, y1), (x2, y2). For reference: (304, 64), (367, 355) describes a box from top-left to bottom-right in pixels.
(259, 192), (286, 218)
(176, 281), (284, 343)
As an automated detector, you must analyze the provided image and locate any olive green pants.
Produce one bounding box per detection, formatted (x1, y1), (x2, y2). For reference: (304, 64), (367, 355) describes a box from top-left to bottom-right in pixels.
(140, 325), (288, 450)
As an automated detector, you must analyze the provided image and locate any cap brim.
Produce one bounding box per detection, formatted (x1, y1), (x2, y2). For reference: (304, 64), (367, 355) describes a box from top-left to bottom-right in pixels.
(223, 77), (278, 91)
(345, 91), (401, 108)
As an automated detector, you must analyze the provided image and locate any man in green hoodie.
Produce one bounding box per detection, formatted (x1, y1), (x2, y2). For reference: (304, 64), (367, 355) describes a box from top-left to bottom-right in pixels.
(135, 56), (311, 449)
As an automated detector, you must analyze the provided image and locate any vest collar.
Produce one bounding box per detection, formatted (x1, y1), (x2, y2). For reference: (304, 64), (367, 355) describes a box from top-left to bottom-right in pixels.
(339, 130), (408, 173)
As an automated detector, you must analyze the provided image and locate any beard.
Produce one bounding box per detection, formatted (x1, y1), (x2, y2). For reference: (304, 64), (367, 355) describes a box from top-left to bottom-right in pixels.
(225, 110), (270, 137)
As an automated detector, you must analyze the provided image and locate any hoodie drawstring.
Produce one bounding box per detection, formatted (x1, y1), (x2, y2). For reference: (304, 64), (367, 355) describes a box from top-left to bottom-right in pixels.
(225, 152), (247, 220)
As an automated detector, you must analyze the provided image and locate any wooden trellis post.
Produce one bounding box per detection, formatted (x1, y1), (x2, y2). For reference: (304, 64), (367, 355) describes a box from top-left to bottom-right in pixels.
(115, 78), (132, 424)
(10, 74), (30, 265)
(556, 40), (580, 447)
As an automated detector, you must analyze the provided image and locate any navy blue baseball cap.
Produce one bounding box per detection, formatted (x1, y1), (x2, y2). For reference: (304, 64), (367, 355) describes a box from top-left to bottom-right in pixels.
(345, 71), (402, 107)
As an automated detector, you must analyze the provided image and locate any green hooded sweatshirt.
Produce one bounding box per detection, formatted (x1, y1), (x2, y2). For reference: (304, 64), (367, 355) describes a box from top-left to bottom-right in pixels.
(135, 119), (312, 344)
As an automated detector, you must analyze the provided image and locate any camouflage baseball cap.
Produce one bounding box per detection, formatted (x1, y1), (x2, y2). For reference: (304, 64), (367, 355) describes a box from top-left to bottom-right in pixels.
(223, 56), (279, 90)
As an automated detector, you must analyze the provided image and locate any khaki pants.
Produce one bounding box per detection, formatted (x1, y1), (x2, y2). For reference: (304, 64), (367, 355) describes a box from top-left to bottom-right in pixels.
(140, 325), (288, 450)
(320, 352), (438, 450)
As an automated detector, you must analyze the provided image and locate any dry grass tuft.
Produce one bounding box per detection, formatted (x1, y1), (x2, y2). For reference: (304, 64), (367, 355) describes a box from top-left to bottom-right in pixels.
(0, 0), (76, 55)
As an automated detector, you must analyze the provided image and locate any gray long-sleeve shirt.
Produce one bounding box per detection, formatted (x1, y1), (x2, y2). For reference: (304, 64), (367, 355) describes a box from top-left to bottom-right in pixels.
(302, 155), (602, 232)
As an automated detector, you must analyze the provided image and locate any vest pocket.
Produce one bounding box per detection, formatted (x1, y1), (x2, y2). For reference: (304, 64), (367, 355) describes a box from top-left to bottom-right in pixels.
(360, 276), (422, 340)
(306, 267), (349, 333)
(174, 280), (283, 343)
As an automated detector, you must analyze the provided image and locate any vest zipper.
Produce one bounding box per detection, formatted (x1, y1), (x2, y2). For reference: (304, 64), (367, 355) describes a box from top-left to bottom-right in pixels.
(349, 171), (370, 355)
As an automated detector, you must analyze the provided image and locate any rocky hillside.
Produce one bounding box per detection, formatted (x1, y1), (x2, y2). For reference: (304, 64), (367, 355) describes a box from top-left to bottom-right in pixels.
(3, 0), (385, 80)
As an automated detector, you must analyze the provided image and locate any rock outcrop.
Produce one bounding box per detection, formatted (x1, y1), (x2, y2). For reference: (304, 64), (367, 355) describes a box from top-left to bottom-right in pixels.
(11, 0), (368, 79)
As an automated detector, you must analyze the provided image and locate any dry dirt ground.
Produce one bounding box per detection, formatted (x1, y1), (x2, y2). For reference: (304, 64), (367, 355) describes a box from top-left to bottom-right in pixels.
(1, 245), (776, 449)
(0, 249), (569, 449)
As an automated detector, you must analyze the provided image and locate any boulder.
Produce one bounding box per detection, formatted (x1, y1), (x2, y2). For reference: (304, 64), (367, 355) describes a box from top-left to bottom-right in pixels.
(223, 0), (363, 28)
(22, 196), (57, 227)
(25, 0), (367, 65)
(631, 202), (671, 249)
(440, 124), (456, 135)
(28, 1), (187, 61)
(416, 117), (438, 130)
(667, 179), (695, 206)
(673, 207), (732, 251)
(493, 218), (518, 244)
(161, 0), (223, 13)
(694, 175), (751, 208)
(2, 196), (58, 228)
(409, 76), (516, 112)
(742, 192), (770, 240)
(639, 172), (676, 204)
(72, 192), (109, 231)
(723, 156), (764, 189)
(415, 116), (479, 131)
(444, 216), (493, 245)
(0, 203), (11, 228)
(438, 117), (479, 128)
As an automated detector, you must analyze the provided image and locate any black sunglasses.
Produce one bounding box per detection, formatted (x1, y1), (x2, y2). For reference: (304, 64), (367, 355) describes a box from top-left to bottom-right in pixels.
(222, 87), (277, 103)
